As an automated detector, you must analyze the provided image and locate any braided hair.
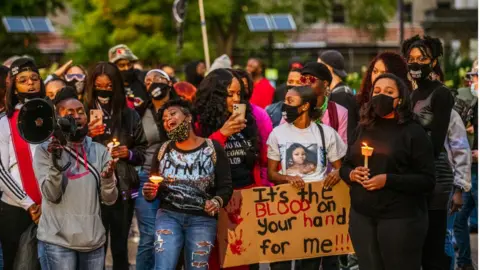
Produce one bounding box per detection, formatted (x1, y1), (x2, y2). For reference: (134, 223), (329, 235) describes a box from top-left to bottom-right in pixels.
(401, 35), (445, 81)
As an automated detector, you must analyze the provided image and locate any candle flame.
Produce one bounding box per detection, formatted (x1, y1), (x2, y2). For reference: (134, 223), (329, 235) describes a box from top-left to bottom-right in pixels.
(113, 138), (117, 143)
(362, 142), (368, 147)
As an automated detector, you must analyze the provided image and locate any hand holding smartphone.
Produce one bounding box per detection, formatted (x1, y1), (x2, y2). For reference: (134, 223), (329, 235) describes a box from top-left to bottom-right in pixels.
(232, 104), (246, 121)
(90, 109), (103, 127)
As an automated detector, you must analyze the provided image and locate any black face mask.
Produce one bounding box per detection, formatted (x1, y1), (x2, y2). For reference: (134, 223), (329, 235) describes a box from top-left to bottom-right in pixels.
(95, 89), (113, 99)
(68, 124), (89, 142)
(17, 92), (43, 103)
(121, 69), (135, 83)
(371, 94), (397, 117)
(282, 103), (304, 123)
(408, 63), (433, 81)
(148, 83), (170, 100)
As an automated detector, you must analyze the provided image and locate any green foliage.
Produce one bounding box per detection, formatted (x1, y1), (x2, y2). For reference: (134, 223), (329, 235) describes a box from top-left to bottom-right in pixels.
(344, 0), (397, 40)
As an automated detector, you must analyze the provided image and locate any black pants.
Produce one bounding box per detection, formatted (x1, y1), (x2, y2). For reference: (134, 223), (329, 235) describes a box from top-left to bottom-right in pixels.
(422, 210), (451, 270)
(101, 196), (135, 270)
(270, 256), (338, 270)
(0, 201), (33, 270)
(349, 208), (428, 270)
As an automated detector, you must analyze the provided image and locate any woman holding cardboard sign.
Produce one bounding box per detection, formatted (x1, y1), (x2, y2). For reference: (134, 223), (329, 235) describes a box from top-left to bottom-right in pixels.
(339, 73), (435, 270)
(266, 85), (347, 270)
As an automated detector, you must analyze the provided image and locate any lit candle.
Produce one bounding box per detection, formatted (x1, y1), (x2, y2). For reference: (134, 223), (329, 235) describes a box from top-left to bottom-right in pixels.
(361, 142), (374, 168)
(149, 176), (164, 185)
(107, 138), (120, 154)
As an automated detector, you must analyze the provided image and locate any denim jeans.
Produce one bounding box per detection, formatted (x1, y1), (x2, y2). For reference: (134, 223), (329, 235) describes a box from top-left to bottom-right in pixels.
(154, 209), (217, 270)
(135, 170), (160, 270)
(454, 168), (478, 267)
(42, 242), (104, 270)
(445, 212), (456, 270)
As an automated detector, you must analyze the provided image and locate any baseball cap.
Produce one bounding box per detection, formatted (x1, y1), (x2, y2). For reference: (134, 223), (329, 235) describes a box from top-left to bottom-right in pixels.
(319, 50), (347, 79)
(108, 44), (138, 63)
(301, 62), (332, 84)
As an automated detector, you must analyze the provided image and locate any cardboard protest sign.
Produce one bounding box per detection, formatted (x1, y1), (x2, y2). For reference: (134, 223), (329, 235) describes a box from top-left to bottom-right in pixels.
(217, 181), (352, 267)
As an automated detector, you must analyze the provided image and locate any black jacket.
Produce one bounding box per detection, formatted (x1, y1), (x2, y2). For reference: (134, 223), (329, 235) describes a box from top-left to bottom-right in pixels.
(92, 107), (148, 194)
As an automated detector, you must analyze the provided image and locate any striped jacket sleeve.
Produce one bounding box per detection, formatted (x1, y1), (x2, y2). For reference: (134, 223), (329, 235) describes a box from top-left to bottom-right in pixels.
(0, 117), (34, 210)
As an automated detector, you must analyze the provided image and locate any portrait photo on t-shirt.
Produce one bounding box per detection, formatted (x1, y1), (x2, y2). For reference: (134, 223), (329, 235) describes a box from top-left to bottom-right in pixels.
(285, 142), (318, 176)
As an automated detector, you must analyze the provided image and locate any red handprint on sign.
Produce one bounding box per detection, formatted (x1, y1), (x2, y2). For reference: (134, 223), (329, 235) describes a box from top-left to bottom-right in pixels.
(225, 196), (243, 225)
(228, 229), (246, 255)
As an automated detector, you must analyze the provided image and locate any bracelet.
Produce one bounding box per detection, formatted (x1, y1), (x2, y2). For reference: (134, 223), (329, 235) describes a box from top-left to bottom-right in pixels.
(211, 198), (221, 209)
(213, 196), (224, 208)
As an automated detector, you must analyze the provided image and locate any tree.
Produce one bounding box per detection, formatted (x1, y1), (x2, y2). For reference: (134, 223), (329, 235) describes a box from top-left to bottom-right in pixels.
(65, 0), (396, 67)
(0, 0), (65, 63)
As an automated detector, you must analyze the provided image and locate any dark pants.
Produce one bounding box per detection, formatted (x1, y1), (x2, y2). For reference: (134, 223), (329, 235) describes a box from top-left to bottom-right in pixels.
(349, 208), (428, 270)
(270, 256), (338, 270)
(422, 210), (451, 270)
(101, 196), (135, 270)
(0, 201), (33, 270)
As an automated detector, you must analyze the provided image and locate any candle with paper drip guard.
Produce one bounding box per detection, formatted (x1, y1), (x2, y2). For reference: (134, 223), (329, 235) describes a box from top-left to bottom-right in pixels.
(149, 176), (164, 185)
(107, 138), (120, 153)
(361, 142), (374, 168)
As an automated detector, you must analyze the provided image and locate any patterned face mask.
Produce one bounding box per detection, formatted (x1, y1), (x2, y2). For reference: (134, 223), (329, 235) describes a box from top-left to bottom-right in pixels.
(166, 118), (190, 142)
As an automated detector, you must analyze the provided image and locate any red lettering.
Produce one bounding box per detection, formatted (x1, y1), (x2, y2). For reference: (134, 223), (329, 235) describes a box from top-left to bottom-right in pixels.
(303, 213), (313, 227)
(255, 203), (266, 218)
(290, 200), (302, 214)
(266, 203), (277, 216)
(325, 215), (335, 225)
(301, 200), (311, 212)
(278, 202), (289, 215)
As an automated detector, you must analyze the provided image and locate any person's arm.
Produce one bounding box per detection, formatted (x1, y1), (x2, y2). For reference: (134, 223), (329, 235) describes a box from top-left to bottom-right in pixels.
(212, 141), (233, 208)
(100, 147), (118, 205)
(384, 125), (436, 193)
(33, 144), (63, 203)
(127, 111), (148, 166)
(447, 111), (472, 191)
(430, 87), (455, 157)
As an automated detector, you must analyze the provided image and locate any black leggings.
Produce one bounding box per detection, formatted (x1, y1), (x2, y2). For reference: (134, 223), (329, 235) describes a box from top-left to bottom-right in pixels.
(0, 201), (33, 270)
(349, 208), (428, 270)
(422, 210), (451, 270)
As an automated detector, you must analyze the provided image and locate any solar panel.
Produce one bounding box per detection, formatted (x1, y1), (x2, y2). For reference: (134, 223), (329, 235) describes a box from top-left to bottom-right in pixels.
(27, 17), (55, 33)
(245, 14), (272, 32)
(2, 17), (30, 33)
(271, 14), (296, 31)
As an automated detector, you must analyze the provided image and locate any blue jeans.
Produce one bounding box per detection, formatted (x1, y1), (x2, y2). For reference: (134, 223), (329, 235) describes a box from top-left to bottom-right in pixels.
(445, 212), (456, 270)
(42, 242), (104, 270)
(454, 168), (478, 267)
(135, 170), (160, 270)
(154, 209), (217, 270)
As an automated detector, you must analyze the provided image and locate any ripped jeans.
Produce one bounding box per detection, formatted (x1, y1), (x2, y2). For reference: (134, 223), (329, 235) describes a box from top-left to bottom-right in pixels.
(154, 209), (217, 270)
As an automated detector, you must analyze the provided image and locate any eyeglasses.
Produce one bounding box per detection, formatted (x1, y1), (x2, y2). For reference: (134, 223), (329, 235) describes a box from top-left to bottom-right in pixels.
(65, 73), (86, 82)
(16, 74), (40, 84)
(300, 75), (318, 85)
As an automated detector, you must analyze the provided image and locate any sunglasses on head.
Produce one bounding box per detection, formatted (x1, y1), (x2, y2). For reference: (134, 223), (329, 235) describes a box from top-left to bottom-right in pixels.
(300, 75), (318, 85)
(65, 73), (86, 82)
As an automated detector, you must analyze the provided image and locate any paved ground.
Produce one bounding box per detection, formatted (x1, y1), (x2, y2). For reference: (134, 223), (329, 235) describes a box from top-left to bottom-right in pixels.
(106, 216), (478, 270)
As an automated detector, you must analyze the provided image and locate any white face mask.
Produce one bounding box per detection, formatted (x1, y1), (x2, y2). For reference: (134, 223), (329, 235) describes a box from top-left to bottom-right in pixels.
(471, 83), (478, 97)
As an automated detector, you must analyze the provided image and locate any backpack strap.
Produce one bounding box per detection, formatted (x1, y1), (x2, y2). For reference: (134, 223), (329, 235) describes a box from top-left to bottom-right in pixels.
(315, 123), (327, 167)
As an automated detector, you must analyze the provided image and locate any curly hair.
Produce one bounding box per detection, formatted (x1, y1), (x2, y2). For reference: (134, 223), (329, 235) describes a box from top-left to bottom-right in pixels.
(194, 68), (259, 155)
(401, 35), (445, 82)
(357, 52), (411, 107)
(359, 73), (413, 128)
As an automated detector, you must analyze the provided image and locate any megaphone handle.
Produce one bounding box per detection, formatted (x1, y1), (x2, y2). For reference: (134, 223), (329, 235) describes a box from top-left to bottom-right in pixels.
(52, 149), (70, 172)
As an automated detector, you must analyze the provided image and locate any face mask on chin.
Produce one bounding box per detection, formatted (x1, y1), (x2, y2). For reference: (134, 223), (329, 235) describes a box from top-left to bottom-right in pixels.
(17, 91), (43, 103)
(166, 117), (190, 142)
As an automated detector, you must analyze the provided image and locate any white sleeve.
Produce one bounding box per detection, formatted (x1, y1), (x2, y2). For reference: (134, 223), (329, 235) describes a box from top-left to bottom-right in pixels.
(0, 118), (34, 210)
(326, 127), (347, 163)
(267, 130), (281, 161)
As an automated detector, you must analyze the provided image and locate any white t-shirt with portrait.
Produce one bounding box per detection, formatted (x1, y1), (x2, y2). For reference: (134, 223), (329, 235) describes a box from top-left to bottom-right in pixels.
(267, 122), (347, 182)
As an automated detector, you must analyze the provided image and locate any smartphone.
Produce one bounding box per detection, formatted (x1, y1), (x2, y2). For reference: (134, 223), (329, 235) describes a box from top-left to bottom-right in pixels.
(90, 109), (103, 126)
(232, 104), (246, 120)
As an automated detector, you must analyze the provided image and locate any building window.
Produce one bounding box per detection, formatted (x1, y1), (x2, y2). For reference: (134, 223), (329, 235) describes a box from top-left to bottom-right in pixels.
(404, 3), (413, 22)
(332, 4), (345, 23)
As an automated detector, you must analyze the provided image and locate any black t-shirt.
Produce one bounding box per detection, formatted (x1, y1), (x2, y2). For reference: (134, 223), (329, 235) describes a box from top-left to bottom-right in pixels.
(340, 118), (436, 218)
(225, 133), (255, 188)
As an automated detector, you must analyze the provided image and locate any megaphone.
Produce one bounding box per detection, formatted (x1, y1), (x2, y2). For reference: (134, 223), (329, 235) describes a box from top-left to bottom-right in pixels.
(17, 98), (78, 170)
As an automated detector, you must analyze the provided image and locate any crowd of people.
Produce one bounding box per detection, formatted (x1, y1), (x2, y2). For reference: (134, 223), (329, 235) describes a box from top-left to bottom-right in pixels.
(0, 34), (476, 270)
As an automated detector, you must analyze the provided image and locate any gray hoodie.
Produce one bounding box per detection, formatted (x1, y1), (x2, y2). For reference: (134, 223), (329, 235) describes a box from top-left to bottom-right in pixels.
(34, 136), (117, 251)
